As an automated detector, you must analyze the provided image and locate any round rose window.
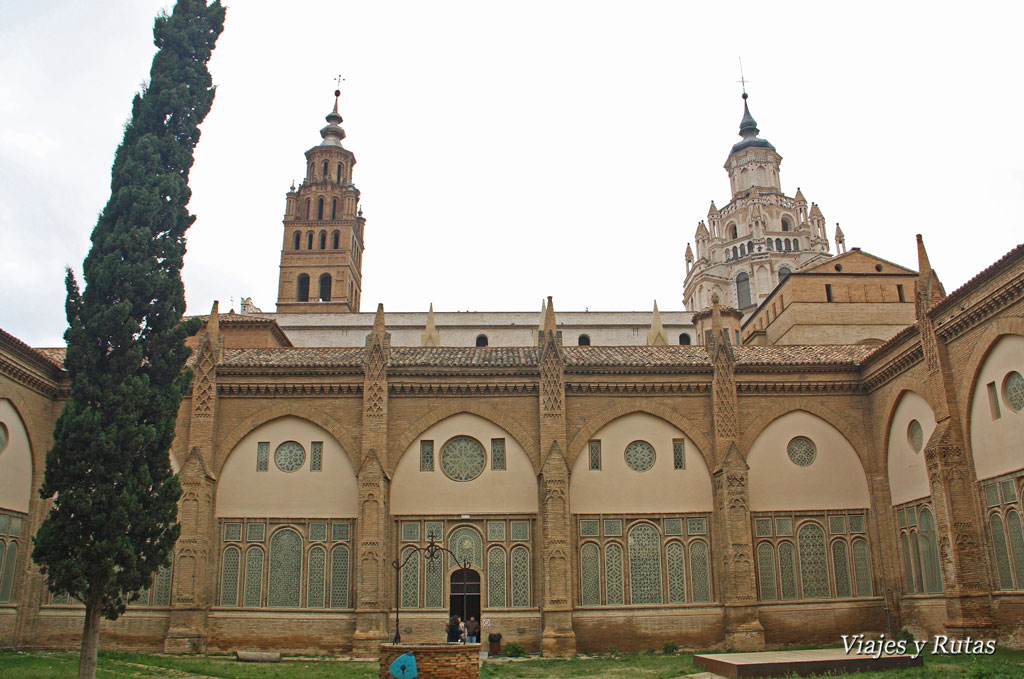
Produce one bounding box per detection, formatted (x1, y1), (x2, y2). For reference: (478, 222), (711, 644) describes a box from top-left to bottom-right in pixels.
(624, 440), (656, 472)
(907, 420), (924, 453)
(274, 441), (306, 472)
(787, 436), (816, 467)
(441, 436), (486, 482)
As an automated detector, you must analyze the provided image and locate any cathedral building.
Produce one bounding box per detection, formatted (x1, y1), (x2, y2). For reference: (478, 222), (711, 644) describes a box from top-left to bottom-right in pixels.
(0, 91), (1022, 657)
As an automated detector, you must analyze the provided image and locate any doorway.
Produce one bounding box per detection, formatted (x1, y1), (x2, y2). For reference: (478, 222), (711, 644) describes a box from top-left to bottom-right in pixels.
(449, 568), (480, 623)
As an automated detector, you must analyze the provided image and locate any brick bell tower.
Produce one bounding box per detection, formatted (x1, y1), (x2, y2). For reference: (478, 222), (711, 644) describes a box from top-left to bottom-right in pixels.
(276, 90), (365, 313)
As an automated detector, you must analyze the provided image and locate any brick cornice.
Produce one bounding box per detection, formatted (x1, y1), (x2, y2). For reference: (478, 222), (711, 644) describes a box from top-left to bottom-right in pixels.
(736, 380), (864, 394)
(389, 382), (537, 396)
(566, 381), (710, 395)
(933, 275), (1024, 341)
(862, 344), (925, 392)
(217, 382), (362, 396)
(0, 353), (61, 398)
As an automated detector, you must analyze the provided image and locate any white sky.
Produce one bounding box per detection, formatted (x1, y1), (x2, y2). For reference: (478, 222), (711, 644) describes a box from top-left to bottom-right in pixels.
(2, 1), (1022, 347)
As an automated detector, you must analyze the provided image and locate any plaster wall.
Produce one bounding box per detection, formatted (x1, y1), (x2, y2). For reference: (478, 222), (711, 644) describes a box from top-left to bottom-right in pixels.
(0, 399), (32, 513)
(887, 391), (935, 506)
(970, 334), (1024, 480)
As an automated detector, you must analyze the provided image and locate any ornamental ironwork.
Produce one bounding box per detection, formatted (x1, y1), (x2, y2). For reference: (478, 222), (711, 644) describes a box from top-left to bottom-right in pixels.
(440, 436), (486, 481)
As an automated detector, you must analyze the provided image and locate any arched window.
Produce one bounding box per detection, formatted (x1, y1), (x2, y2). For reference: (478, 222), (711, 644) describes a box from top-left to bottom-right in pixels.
(401, 546), (419, 608)
(732, 246), (738, 259)
(736, 272), (751, 309)
(268, 528), (302, 607)
(243, 545), (264, 607)
(779, 267), (791, 280)
(220, 546), (241, 606)
(317, 197), (324, 220)
(330, 544), (350, 608)
(337, 162), (343, 183)
(901, 532), (915, 593)
(296, 274), (310, 302)
(740, 244), (746, 257)
(918, 508), (943, 593)
(424, 547), (443, 608)
(779, 541), (797, 600)
(487, 546), (507, 608)
(990, 513), (1014, 589)
(331, 198), (338, 220)
(781, 216), (792, 232)
(690, 539), (711, 602)
(307, 546), (327, 608)
(775, 237), (783, 251)
(766, 238), (773, 251)
(475, 334), (488, 347)
(293, 231), (301, 250)
(728, 224), (738, 240)
(784, 239), (792, 251)
(798, 522), (830, 598)
(318, 273), (332, 302)
(757, 542), (777, 601)
(510, 546), (530, 607)
(332, 230), (340, 249)
(666, 541), (687, 604)
(306, 231), (313, 249)
(831, 539), (852, 598)
(322, 160), (328, 178)
(793, 239), (800, 251)
(605, 542), (624, 605)
(628, 523), (663, 604)
(448, 527), (483, 569)
(1007, 509), (1024, 589)
(910, 531), (924, 593)
(305, 199), (310, 220)
(319, 231), (327, 249)
(581, 543), (600, 605)
(578, 334), (590, 346)
(748, 240), (754, 253)
(852, 538), (872, 597)
(349, 281), (354, 303)
(679, 333), (691, 345)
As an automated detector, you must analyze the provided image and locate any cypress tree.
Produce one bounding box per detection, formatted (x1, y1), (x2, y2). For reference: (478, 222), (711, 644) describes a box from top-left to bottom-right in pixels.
(32, 3), (225, 677)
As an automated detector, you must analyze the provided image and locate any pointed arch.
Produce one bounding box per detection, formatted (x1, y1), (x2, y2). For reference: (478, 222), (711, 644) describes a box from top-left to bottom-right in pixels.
(216, 407), (360, 471)
(0, 396), (37, 513)
(739, 400), (867, 467)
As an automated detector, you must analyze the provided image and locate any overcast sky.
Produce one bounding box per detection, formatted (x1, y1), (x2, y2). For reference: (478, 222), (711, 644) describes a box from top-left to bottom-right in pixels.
(2, 1), (1022, 347)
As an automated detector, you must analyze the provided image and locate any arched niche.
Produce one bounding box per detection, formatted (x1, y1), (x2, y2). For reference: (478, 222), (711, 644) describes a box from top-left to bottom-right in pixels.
(969, 334), (1024, 480)
(216, 415), (357, 517)
(0, 399), (32, 513)
(391, 413), (537, 515)
(887, 391), (936, 506)
(748, 411), (869, 510)
(569, 412), (712, 514)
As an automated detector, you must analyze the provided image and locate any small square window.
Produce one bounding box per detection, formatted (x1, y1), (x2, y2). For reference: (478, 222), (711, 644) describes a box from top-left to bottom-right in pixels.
(849, 514), (866, 534)
(332, 522), (350, 542)
(686, 517), (707, 535)
(246, 523), (265, 542)
(672, 440), (685, 470)
(906, 506), (917, 527)
(1000, 480), (1017, 504)
(510, 521), (530, 541)
(491, 438), (506, 471)
(755, 518), (773, 537)
(420, 440), (434, 471)
(828, 515), (847, 534)
(664, 518), (683, 536)
(580, 520), (600, 537)
(310, 522), (328, 542)
(897, 508), (907, 529)
(589, 441), (601, 471)
(401, 522), (420, 542)
(775, 517), (793, 536)
(425, 521), (444, 543)
(224, 522), (242, 542)
(603, 519), (622, 537)
(985, 484), (1000, 508)
(0, 514), (8, 535)
(487, 521), (506, 541)
(9, 516), (22, 538)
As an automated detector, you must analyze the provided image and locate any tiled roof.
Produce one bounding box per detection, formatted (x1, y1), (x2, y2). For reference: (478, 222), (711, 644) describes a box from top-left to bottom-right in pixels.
(34, 347), (67, 368)
(219, 347), (364, 368)
(734, 345), (874, 366)
(563, 346), (710, 367)
(390, 347), (538, 368)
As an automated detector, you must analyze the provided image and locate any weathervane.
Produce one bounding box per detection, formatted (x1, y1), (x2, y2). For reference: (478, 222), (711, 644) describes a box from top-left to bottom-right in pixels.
(738, 57), (749, 96)
(335, 74), (345, 96)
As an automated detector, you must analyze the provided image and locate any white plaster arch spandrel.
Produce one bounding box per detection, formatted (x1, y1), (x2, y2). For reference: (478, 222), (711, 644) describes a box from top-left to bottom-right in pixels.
(886, 390), (936, 506)
(216, 415), (357, 518)
(748, 410), (870, 511)
(391, 412), (537, 516)
(0, 399), (33, 513)
(968, 333), (1024, 481)
(570, 412), (712, 515)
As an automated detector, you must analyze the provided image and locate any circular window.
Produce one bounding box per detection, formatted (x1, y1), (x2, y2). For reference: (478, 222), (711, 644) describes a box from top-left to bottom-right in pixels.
(624, 441), (656, 472)
(787, 437), (816, 467)
(1004, 371), (1024, 413)
(907, 420), (924, 453)
(274, 441), (306, 472)
(441, 436), (486, 482)
(875, 264), (883, 272)
(834, 264), (843, 272)
(0, 422), (7, 454)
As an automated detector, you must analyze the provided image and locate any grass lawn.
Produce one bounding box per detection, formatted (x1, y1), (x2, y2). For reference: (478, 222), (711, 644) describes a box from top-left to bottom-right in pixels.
(1, 647), (1022, 679)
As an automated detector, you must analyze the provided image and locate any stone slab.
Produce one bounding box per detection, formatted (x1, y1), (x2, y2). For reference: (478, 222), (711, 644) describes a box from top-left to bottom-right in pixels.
(694, 647), (923, 678)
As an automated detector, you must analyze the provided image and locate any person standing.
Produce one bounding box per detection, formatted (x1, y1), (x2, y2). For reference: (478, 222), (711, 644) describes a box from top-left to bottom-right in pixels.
(465, 617), (480, 644)
(446, 616), (461, 643)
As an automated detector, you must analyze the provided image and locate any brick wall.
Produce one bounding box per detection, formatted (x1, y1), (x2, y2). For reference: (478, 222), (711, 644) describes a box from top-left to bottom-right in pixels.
(379, 642), (479, 679)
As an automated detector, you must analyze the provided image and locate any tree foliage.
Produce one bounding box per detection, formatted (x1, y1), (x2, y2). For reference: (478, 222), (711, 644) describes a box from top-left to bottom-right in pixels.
(32, 0), (225, 639)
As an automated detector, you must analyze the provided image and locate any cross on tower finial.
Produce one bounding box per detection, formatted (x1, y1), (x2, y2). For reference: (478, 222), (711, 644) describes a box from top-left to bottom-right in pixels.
(738, 57), (749, 98)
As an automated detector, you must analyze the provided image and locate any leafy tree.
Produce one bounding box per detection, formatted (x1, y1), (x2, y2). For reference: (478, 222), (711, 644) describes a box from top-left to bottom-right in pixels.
(31, 2), (225, 677)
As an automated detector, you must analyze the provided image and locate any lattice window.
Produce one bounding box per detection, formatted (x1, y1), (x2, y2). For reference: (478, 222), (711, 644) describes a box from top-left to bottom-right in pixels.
(224, 522), (242, 542)
(581, 543), (600, 605)
(0, 515), (7, 535)
(510, 521), (529, 542)
(687, 517), (708, 535)
(332, 522), (350, 542)
(673, 440), (685, 469)
(425, 552), (443, 608)
(153, 561), (172, 606)
(900, 533), (916, 593)
(1001, 480), (1018, 504)
(798, 523), (830, 598)
(425, 521), (444, 543)
(991, 513), (1014, 590)
(308, 546), (326, 608)
(488, 521), (506, 541)
(580, 519), (600, 537)
(309, 522), (328, 542)
(330, 545), (350, 608)
(449, 526), (483, 569)
(244, 546), (264, 607)
(0, 541), (14, 604)
(310, 441), (323, 472)
(247, 523), (265, 542)
(269, 528), (302, 607)
(832, 540), (852, 597)
(275, 441), (306, 473)
(757, 542), (777, 601)
(666, 541), (687, 604)
(420, 440), (434, 471)
(918, 508), (943, 593)
(907, 506), (917, 526)
(755, 518), (773, 537)
(605, 543), (624, 605)
(257, 441), (269, 472)
(829, 516), (847, 535)
(898, 508), (908, 528)
(220, 546), (241, 606)
(1005, 371), (1024, 412)
(1007, 510), (1024, 588)
(690, 539), (711, 602)
(589, 441), (601, 470)
(628, 523), (663, 604)
(402, 522), (420, 542)
(488, 546), (507, 608)
(441, 436), (487, 481)
(779, 541), (797, 600)
(491, 438), (506, 471)
(511, 546), (530, 607)
(664, 518), (683, 536)
(775, 517), (793, 536)
(401, 547), (420, 608)
(852, 538), (872, 597)
(9, 517), (20, 538)
(910, 531), (924, 593)
(624, 441), (656, 472)
(849, 514), (866, 534)
(985, 484), (1000, 507)
(787, 437), (816, 467)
